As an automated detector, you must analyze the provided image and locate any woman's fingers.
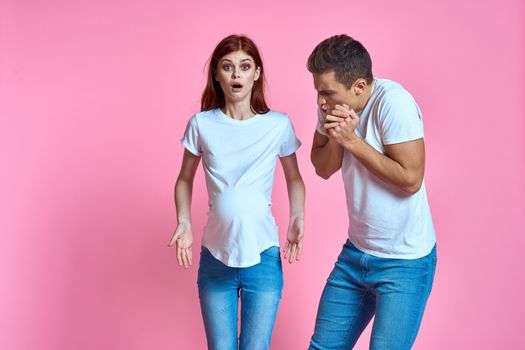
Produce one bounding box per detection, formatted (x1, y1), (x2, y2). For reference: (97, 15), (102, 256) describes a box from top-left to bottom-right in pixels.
(289, 243), (297, 264)
(296, 241), (303, 261)
(181, 247), (189, 268)
(283, 241), (290, 259)
(168, 231), (179, 247)
(176, 244), (183, 266)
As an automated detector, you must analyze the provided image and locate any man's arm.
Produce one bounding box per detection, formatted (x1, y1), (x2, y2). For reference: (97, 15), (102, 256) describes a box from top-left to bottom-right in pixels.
(326, 105), (425, 194)
(346, 136), (425, 194)
(310, 130), (344, 179)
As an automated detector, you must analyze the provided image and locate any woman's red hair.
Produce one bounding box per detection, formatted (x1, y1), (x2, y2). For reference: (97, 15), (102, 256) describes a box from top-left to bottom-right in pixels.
(201, 35), (269, 114)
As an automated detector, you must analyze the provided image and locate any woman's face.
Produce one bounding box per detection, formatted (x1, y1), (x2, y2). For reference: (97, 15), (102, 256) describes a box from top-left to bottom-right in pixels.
(215, 50), (261, 105)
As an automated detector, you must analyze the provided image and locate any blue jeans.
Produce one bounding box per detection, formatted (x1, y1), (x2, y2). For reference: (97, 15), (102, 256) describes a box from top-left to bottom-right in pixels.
(197, 246), (283, 350)
(309, 240), (437, 350)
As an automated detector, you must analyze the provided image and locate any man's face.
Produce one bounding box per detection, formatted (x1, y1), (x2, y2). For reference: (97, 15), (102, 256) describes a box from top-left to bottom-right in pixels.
(313, 71), (358, 117)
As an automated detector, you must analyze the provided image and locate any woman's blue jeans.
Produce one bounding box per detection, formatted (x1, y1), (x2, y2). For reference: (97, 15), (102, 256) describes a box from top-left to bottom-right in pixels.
(309, 240), (437, 350)
(197, 246), (283, 350)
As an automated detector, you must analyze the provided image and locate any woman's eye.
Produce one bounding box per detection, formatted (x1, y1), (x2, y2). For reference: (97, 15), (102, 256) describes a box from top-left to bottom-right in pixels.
(241, 64), (251, 71)
(222, 64), (232, 71)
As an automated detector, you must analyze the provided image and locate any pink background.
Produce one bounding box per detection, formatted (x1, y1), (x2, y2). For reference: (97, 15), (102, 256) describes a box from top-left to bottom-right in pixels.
(2, 0), (524, 349)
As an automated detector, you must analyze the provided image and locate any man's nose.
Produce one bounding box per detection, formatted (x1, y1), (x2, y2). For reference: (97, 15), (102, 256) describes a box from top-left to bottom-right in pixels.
(317, 95), (327, 109)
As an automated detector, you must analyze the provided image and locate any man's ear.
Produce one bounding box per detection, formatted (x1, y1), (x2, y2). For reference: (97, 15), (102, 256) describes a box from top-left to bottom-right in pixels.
(354, 78), (367, 95)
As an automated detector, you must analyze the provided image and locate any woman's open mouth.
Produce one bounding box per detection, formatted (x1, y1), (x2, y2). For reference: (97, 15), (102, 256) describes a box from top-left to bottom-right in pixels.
(231, 83), (243, 92)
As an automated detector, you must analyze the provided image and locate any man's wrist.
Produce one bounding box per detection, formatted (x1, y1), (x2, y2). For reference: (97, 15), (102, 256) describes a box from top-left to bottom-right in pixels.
(327, 136), (343, 149)
(343, 134), (362, 151)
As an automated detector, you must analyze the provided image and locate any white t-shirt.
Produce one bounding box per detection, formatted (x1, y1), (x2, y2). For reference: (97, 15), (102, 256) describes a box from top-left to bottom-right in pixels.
(317, 78), (436, 259)
(183, 108), (301, 267)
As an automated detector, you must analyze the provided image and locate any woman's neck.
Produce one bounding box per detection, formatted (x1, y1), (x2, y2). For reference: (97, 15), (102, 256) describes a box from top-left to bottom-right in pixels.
(221, 101), (256, 120)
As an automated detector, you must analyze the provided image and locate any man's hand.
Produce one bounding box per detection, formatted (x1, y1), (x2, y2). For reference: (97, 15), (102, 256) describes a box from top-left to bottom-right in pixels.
(324, 104), (360, 147)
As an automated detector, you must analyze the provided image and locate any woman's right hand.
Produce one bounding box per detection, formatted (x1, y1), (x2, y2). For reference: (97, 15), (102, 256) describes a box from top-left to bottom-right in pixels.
(168, 222), (193, 268)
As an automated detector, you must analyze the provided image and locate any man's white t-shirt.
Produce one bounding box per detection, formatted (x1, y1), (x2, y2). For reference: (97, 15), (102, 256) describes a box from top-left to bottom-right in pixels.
(183, 108), (301, 267)
(317, 78), (436, 259)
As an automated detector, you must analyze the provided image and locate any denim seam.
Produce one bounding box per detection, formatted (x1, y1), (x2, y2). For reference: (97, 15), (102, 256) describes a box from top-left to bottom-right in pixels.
(341, 294), (367, 350)
(236, 268), (241, 293)
(261, 251), (281, 260)
(359, 253), (369, 283)
(403, 257), (433, 349)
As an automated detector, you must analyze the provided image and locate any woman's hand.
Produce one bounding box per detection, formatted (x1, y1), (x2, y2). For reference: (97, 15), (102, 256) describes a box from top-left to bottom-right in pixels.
(283, 215), (304, 264)
(168, 222), (193, 268)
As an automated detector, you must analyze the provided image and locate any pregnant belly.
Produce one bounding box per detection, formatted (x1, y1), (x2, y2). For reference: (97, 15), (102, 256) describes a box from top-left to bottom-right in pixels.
(211, 190), (271, 222)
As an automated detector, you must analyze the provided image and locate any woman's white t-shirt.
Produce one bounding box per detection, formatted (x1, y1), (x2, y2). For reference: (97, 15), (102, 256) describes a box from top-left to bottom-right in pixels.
(182, 108), (301, 267)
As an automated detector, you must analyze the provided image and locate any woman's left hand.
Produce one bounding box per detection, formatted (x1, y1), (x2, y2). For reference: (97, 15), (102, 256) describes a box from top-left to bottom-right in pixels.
(283, 215), (304, 264)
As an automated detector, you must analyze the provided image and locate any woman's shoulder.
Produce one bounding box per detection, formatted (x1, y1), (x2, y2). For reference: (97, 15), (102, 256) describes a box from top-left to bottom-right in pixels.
(182, 110), (218, 132)
(194, 108), (219, 119)
(186, 109), (221, 127)
(263, 110), (291, 123)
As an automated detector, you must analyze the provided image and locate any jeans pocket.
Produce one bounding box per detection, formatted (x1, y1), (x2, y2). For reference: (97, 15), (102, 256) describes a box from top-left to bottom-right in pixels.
(261, 246), (281, 259)
(200, 246), (212, 257)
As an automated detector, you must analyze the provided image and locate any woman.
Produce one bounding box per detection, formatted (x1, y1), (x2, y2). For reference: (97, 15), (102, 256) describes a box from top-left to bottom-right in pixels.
(168, 34), (305, 350)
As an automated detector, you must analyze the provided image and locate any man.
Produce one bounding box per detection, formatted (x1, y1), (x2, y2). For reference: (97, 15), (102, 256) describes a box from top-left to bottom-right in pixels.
(308, 34), (437, 350)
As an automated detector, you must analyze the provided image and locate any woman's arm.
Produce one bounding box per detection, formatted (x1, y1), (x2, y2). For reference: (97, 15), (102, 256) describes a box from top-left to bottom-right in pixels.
(168, 149), (201, 268)
(279, 153), (306, 263)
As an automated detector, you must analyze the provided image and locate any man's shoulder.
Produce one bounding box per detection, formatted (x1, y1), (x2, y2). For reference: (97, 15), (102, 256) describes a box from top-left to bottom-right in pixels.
(374, 79), (411, 98)
(372, 79), (417, 111)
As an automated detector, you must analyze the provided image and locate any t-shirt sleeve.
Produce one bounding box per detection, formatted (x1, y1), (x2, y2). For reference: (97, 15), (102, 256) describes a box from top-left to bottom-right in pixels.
(279, 116), (302, 157)
(181, 115), (201, 156)
(315, 108), (328, 136)
(379, 90), (424, 145)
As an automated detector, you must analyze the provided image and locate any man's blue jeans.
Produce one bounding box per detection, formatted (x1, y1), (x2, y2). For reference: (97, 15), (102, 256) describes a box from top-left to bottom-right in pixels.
(309, 240), (437, 350)
(197, 246), (283, 350)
